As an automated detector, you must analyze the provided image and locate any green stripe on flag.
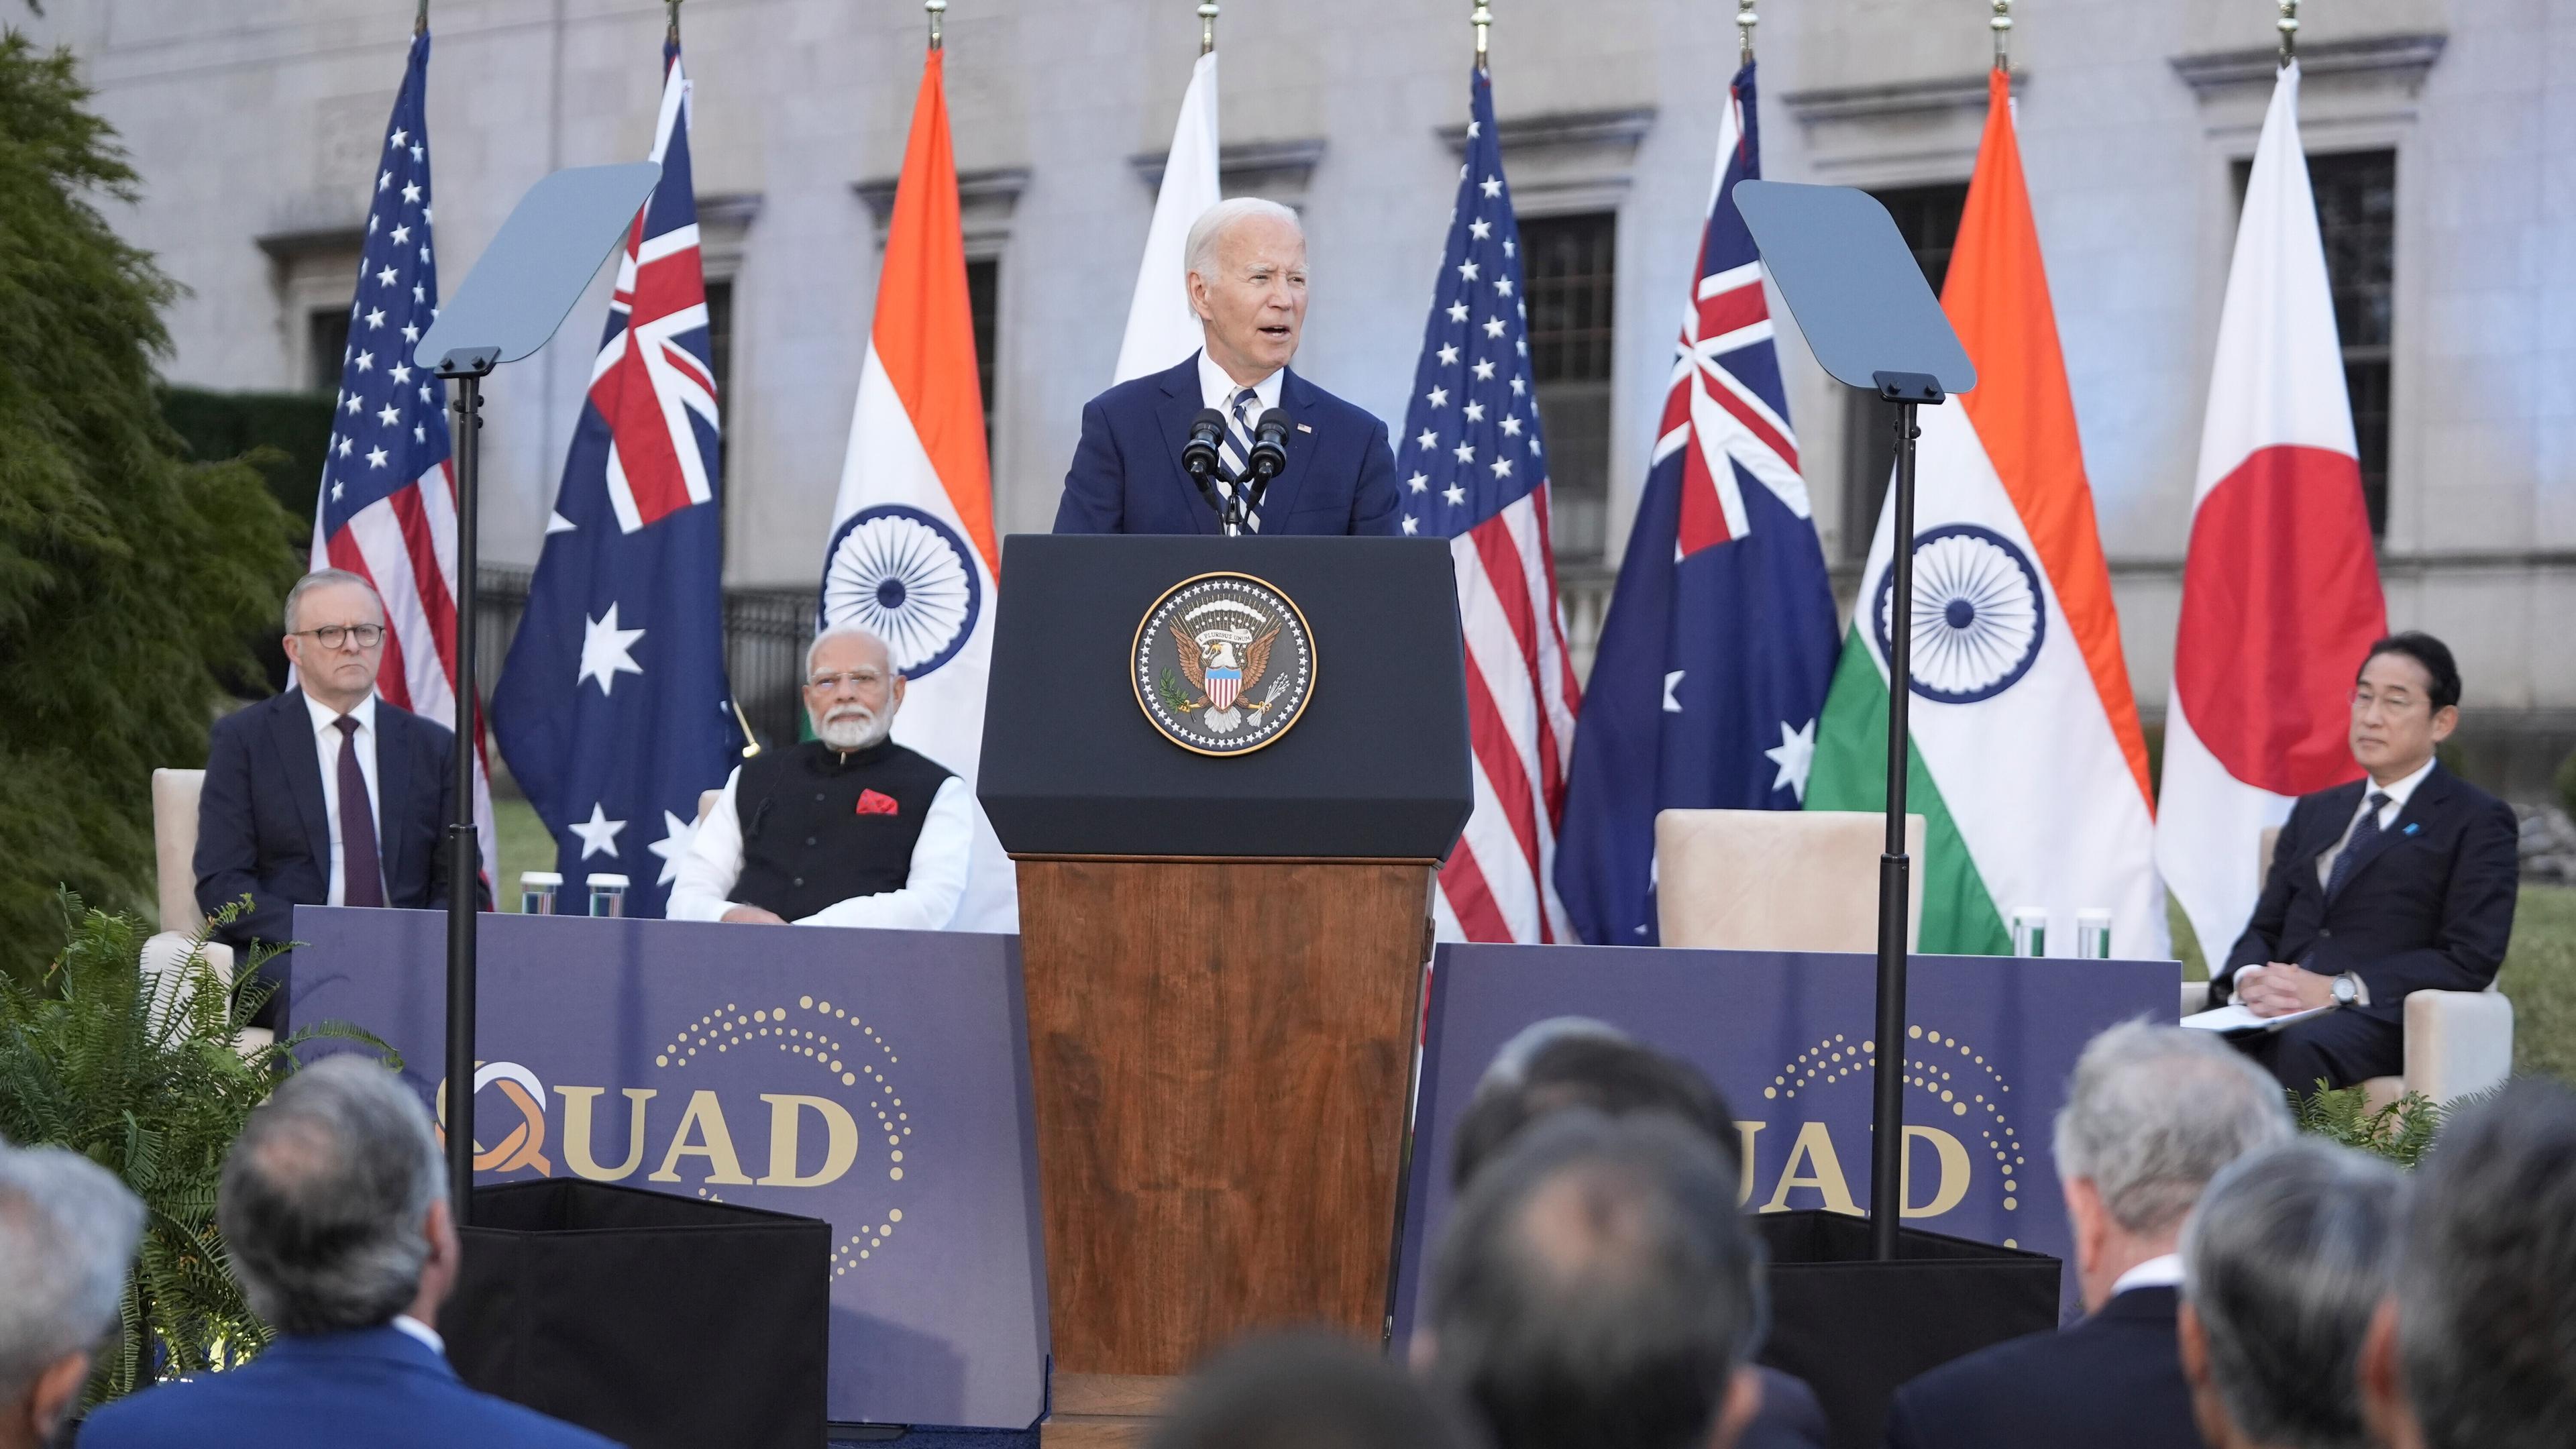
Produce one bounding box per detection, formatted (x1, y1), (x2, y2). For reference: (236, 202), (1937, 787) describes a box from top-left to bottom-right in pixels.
(1804, 630), (2012, 956)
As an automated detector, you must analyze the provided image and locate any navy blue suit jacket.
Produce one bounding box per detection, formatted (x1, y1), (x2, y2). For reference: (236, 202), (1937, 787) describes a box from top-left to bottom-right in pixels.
(2214, 761), (2518, 1022)
(78, 1324), (619, 1449)
(194, 688), (476, 957)
(1883, 1287), (2196, 1449)
(1053, 354), (1404, 536)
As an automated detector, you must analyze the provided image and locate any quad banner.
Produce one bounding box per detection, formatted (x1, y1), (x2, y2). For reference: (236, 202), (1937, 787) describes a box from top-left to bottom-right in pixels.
(290, 910), (2171, 1426)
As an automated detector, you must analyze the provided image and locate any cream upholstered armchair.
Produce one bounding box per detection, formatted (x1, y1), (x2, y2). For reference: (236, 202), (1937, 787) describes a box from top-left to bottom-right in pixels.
(143, 768), (272, 1052)
(2178, 826), (2512, 1108)
(1654, 810), (1927, 953)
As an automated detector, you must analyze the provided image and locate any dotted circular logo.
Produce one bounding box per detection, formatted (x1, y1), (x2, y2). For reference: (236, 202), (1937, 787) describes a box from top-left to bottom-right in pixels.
(1872, 524), (2048, 704)
(1132, 572), (1316, 757)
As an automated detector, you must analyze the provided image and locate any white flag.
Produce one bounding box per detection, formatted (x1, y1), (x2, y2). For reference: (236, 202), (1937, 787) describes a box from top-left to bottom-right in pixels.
(1113, 50), (1220, 382)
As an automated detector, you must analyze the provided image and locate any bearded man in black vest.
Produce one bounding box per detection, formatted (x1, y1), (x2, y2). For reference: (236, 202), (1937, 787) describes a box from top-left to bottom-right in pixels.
(667, 625), (972, 928)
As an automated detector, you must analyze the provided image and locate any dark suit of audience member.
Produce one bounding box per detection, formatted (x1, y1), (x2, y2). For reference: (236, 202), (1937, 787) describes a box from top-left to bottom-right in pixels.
(2214, 634), (2518, 1092)
(1885, 1284), (2194, 1449)
(1882, 1024), (2292, 1449)
(80, 1057), (616, 1449)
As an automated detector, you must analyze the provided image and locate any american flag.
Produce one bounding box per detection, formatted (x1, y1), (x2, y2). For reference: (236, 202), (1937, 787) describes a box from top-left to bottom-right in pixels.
(315, 27), (493, 875)
(1401, 68), (1581, 944)
(489, 41), (735, 918)
(1554, 61), (1839, 944)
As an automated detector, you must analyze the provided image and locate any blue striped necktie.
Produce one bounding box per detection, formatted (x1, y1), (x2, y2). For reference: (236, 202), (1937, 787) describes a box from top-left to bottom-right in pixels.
(2325, 790), (2390, 897)
(1214, 386), (1263, 534)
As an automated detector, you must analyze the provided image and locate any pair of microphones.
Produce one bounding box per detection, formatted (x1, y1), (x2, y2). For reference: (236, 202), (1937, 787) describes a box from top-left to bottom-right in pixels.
(1182, 405), (1289, 535)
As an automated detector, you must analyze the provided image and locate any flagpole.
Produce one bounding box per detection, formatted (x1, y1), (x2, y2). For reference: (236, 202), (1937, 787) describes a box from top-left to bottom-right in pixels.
(926, 0), (943, 51)
(2277, 0), (2297, 68)
(1199, 1), (1217, 55)
(1989, 0), (2010, 70)
(1737, 0), (1756, 66)
(1470, 0), (1490, 67)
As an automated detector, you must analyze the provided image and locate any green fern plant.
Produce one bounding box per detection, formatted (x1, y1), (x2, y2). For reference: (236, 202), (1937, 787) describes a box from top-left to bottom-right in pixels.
(0, 892), (392, 1406)
(2291, 1080), (2446, 1169)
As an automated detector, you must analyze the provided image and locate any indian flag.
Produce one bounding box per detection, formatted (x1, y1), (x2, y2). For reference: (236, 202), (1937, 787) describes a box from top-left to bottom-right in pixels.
(821, 46), (1015, 930)
(1805, 70), (2163, 959)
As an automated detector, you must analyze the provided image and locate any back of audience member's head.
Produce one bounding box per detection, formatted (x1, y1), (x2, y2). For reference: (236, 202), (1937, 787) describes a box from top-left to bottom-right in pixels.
(1451, 1020), (1733, 1191)
(219, 1055), (449, 1337)
(1148, 1330), (1484, 1449)
(1428, 1111), (1764, 1449)
(2362, 1079), (2576, 1449)
(0, 1142), (145, 1449)
(2178, 1139), (2402, 1449)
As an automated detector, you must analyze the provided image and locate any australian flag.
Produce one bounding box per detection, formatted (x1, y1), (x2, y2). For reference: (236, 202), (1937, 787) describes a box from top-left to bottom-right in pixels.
(491, 42), (733, 918)
(1554, 62), (1840, 945)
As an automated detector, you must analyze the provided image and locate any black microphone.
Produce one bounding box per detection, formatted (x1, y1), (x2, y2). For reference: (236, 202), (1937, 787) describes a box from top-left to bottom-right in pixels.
(1247, 407), (1291, 487)
(1181, 407), (1228, 479)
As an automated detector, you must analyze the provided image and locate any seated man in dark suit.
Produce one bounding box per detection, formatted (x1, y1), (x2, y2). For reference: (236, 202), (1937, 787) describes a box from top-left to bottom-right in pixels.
(1055, 197), (1402, 537)
(2177, 1140), (2402, 1449)
(80, 1056), (617, 1449)
(195, 570), (476, 1022)
(1445, 1019), (1829, 1449)
(1884, 1023), (2292, 1449)
(2212, 632), (2520, 1091)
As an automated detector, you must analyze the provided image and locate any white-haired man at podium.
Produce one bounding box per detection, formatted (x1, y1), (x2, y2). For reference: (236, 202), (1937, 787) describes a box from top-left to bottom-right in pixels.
(667, 625), (973, 929)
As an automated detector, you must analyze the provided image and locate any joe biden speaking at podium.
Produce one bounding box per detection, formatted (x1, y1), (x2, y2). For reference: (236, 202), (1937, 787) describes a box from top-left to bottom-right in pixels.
(1054, 197), (1403, 537)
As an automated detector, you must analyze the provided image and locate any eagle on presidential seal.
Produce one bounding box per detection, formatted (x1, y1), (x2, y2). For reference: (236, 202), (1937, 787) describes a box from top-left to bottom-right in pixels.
(1168, 604), (1288, 735)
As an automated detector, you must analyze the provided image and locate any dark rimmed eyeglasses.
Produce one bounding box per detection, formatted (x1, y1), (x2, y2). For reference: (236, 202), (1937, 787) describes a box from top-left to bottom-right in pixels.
(294, 623), (386, 649)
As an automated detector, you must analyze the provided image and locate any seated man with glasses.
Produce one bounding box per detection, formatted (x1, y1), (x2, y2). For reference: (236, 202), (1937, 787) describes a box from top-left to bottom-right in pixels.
(2210, 632), (2520, 1091)
(196, 569), (481, 1025)
(667, 625), (973, 930)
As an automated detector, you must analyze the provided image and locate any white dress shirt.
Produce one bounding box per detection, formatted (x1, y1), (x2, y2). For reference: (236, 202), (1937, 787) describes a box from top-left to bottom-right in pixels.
(2109, 1252), (2183, 1297)
(1196, 347), (1284, 415)
(304, 691), (382, 907)
(666, 761), (975, 930)
(390, 1313), (445, 1356)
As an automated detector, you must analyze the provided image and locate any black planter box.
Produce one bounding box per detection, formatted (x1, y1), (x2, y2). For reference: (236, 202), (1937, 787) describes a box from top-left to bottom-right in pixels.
(1754, 1211), (2062, 1449)
(445, 1179), (830, 1449)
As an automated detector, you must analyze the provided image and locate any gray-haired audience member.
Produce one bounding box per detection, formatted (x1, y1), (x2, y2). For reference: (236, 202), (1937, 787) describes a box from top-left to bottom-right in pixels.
(0, 1143), (145, 1449)
(1444, 1022), (1825, 1449)
(2178, 1140), (2403, 1449)
(1149, 1330), (1483, 1449)
(79, 1056), (615, 1449)
(2359, 1078), (2576, 1449)
(1885, 1021), (2295, 1449)
(1425, 1112), (1767, 1449)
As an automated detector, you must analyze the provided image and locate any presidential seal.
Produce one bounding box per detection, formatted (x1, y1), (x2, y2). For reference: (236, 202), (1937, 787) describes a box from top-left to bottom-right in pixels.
(1132, 572), (1316, 756)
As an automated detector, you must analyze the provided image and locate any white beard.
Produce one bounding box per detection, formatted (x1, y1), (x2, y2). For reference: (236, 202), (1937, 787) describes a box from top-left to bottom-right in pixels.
(818, 710), (890, 751)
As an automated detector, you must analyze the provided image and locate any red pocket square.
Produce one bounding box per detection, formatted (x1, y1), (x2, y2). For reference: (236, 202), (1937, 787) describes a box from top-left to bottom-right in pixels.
(855, 789), (901, 816)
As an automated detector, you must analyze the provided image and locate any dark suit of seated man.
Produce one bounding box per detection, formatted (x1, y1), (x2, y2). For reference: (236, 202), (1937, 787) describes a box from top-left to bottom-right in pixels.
(2211, 632), (2519, 1092)
(1884, 1024), (2293, 1449)
(195, 570), (476, 1024)
(80, 1057), (617, 1449)
(1054, 197), (1402, 537)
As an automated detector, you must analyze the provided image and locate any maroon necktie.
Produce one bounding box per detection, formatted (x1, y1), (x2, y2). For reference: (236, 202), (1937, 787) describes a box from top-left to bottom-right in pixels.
(334, 714), (386, 908)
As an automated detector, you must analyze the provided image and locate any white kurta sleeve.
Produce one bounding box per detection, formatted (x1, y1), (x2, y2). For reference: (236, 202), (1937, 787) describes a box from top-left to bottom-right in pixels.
(793, 775), (973, 931)
(664, 766), (749, 921)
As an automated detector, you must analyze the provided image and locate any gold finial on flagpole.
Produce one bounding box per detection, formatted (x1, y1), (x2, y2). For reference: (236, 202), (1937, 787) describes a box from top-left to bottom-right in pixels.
(1471, 1), (1492, 66)
(731, 698), (762, 758)
(1199, 1), (1218, 55)
(1737, 0), (1757, 65)
(926, 0), (945, 51)
(666, 0), (681, 44)
(2277, 0), (2298, 68)
(1990, 0), (2012, 72)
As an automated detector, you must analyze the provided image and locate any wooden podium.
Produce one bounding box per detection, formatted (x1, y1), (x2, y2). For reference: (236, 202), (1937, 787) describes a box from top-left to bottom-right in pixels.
(981, 536), (1471, 1440)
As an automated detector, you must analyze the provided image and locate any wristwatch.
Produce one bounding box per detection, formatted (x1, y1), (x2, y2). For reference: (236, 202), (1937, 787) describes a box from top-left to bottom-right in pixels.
(2331, 973), (2363, 1007)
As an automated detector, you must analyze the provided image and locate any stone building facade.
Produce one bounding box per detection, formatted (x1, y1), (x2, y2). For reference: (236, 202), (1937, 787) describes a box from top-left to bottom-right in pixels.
(29, 0), (2573, 794)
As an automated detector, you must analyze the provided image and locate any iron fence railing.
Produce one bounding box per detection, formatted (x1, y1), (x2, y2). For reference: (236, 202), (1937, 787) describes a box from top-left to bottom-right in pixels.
(474, 568), (818, 757)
